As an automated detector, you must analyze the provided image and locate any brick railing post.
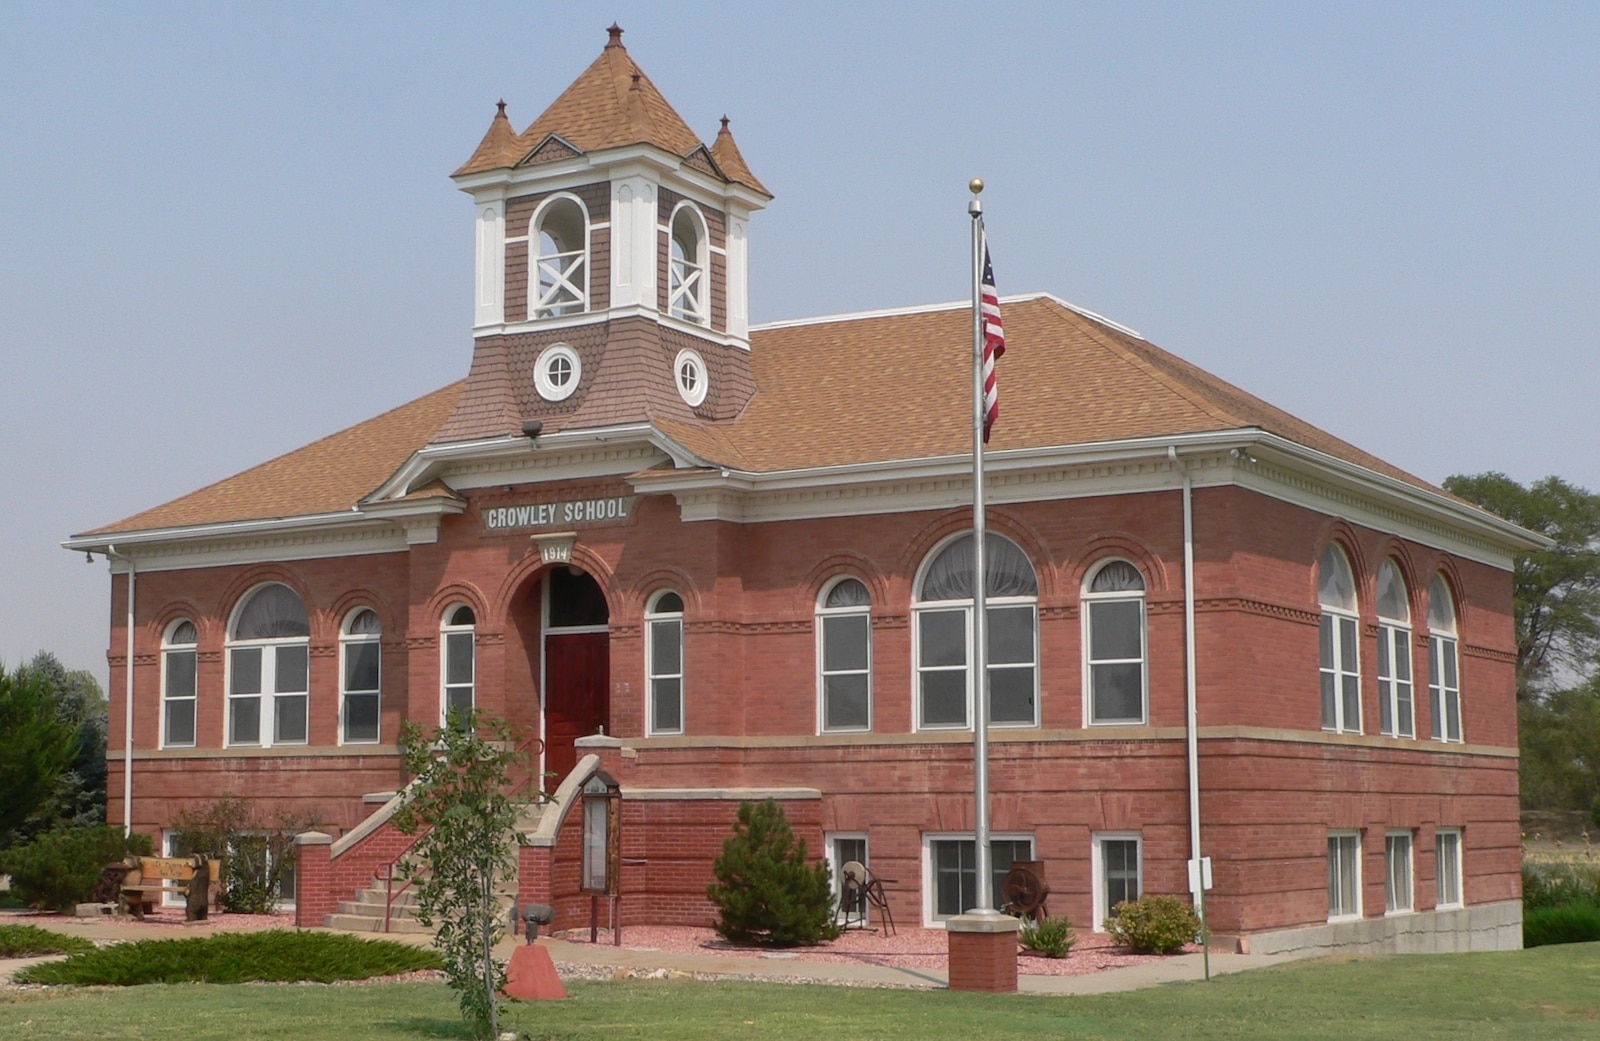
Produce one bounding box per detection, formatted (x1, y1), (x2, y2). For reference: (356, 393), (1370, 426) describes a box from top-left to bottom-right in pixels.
(294, 831), (334, 929)
(947, 913), (1021, 993)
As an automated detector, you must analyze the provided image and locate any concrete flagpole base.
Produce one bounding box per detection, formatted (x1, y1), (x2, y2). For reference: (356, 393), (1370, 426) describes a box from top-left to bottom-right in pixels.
(946, 913), (1021, 993)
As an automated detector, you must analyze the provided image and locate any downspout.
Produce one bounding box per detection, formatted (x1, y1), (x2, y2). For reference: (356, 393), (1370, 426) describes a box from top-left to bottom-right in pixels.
(1168, 446), (1208, 977)
(104, 545), (135, 838)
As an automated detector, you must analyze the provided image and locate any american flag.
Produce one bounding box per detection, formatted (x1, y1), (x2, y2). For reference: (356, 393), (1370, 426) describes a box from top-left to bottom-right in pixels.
(980, 242), (1006, 443)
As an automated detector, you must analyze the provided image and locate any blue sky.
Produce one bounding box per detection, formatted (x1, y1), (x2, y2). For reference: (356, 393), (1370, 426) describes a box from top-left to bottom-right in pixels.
(2, 2), (1596, 684)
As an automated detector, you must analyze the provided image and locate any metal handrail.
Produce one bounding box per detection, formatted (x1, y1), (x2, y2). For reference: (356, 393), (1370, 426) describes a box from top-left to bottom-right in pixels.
(380, 831), (425, 933)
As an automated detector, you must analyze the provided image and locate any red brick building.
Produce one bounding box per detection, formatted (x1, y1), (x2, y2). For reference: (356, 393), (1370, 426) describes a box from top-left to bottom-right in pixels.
(69, 27), (1536, 954)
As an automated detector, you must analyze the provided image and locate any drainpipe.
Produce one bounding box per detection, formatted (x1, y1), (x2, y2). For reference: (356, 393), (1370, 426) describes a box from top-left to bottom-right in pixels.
(1168, 446), (1208, 978)
(104, 545), (135, 838)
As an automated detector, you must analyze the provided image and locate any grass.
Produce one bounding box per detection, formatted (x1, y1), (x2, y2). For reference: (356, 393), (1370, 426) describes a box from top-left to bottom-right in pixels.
(11, 929), (440, 986)
(0, 924), (94, 957)
(1, 942), (1598, 1040)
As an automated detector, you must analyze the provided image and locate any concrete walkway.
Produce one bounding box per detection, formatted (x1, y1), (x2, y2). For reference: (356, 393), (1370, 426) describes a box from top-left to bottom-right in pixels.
(2, 911), (1297, 995)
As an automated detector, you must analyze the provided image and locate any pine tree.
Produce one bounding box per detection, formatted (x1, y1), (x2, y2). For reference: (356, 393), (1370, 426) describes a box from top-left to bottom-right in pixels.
(706, 799), (840, 946)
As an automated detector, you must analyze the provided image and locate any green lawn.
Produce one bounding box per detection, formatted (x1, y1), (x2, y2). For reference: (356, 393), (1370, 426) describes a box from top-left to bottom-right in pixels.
(2, 943), (1597, 1041)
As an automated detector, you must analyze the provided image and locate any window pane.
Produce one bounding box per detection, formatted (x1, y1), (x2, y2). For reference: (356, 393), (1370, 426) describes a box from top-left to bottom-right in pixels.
(1377, 627), (1391, 677)
(1341, 676), (1360, 732)
(1443, 642), (1458, 688)
(1090, 600), (1142, 661)
(165, 698), (195, 746)
(933, 840), (976, 918)
(230, 695), (261, 745)
(345, 692), (379, 743)
(235, 584), (309, 639)
(1397, 684), (1413, 737)
(650, 619), (682, 675)
(446, 632), (475, 684)
(990, 840), (1032, 909)
(345, 641), (380, 693)
(445, 686), (474, 718)
(987, 606), (1034, 665)
(988, 666), (1035, 724)
(1438, 833), (1461, 906)
(823, 614), (869, 672)
(1321, 671), (1337, 729)
(275, 645), (308, 694)
(824, 674), (869, 730)
(653, 592), (684, 614)
(275, 693), (308, 744)
(230, 647), (261, 695)
(1394, 633), (1411, 681)
(652, 677), (682, 732)
(921, 670), (967, 727)
(1104, 840), (1140, 911)
(825, 579), (871, 609)
(1092, 663), (1143, 723)
(1319, 615), (1334, 670)
(1339, 618), (1358, 671)
(170, 620), (198, 645)
(166, 650), (197, 698)
(1445, 692), (1461, 741)
(919, 609), (966, 668)
(548, 568), (609, 627)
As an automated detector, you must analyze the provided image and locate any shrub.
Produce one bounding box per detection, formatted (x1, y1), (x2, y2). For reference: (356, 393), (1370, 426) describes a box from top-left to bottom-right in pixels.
(0, 924), (94, 957)
(1105, 894), (1202, 954)
(12, 929), (441, 986)
(707, 799), (841, 946)
(1523, 860), (1600, 911)
(0, 824), (151, 910)
(1524, 902), (1600, 948)
(1018, 915), (1077, 958)
(172, 797), (310, 914)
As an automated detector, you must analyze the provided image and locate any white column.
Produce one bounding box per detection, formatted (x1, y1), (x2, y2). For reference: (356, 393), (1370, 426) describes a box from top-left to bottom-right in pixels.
(473, 201), (505, 328)
(726, 213), (750, 343)
(610, 175), (659, 312)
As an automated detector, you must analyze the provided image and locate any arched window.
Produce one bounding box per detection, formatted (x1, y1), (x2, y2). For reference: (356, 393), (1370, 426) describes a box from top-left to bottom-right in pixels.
(1376, 559), (1414, 738)
(667, 204), (708, 324)
(161, 619), (198, 748)
(1083, 560), (1148, 725)
(227, 584), (310, 747)
(532, 196), (588, 318)
(441, 604), (476, 726)
(913, 533), (1038, 730)
(340, 608), (382, 744)
(1428, 575), (1462, 742)
(1318, 544), (1360, 733)
(818, 578), (872, 732)
(646, 591), (684, 735)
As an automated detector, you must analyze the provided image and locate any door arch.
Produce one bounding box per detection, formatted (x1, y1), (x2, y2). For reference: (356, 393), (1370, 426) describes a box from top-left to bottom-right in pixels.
(541, 565), (610, 784)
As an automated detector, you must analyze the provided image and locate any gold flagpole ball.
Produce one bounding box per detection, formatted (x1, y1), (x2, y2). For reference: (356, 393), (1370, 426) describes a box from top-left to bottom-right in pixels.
(969, 178), (984, 195)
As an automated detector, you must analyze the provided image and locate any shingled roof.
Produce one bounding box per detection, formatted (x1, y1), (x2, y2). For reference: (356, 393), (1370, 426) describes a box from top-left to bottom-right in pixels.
(454, 24), (766, 192)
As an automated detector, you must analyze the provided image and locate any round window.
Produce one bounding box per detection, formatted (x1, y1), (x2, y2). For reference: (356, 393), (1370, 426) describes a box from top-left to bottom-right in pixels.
(534, 343), (581, 402)
(674, 349), (708, 407)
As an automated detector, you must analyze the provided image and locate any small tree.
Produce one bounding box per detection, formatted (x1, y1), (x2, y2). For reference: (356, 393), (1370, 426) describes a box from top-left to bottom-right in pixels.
(707, 799), (840, 946)
(0, 661), (78, 849)
(172, 798), (310, 914)
(393, 713), (529, 1040)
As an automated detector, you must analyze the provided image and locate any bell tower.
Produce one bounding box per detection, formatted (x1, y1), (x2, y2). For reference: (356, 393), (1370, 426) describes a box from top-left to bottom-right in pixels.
(434, 26), (770, 447)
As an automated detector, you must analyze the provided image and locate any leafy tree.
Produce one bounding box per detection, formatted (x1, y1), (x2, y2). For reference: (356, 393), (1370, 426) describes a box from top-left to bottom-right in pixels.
(18, 652), (108, 830)
(172, 797), (311, 914)
(393, 714), (530, 1040)
(0, 661), (78, 849)
(1444, 473), (1600, 700)
(706, 799), (840, 946)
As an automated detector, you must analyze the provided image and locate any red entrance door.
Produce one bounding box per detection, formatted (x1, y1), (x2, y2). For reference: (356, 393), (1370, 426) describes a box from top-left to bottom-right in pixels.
(543, 632), (610, 784)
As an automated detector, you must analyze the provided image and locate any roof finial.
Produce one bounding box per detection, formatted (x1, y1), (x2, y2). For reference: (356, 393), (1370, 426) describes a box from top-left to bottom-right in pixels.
(606, 23), (624, 48)
(719, 115), (730, 132)
(496, 99), (507, 117)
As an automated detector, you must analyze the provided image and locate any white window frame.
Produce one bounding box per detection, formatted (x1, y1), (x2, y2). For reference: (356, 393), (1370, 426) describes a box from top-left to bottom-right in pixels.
(645, 590), (685, 736)
(1091, 832), (1143, 930)
(533, 343), (582, 402)
(1319, 544), (1362, 734)
(530, 193), (590, 318)
(673, 348), (709, 407)
(1435, 827), (1464, 909)
(911, 533), (1039, 732)
(1428, 576), (1463, 744)
(339, 607), (382, 745)
(1376, 561), (1415, 739)
(667, 202), (709, 324)
(816, 578), (873, 734)
(920, 831), (1034, 926)
(225, 583), (310, 749)
(1328, 830), (1363, 921)
(824, 831), (870, 926)
(160, 619), (198, 749)
(1385, 829), (1414, 914)
(1082, 559), (1149, 726)
(161, 829), (187, 908)
(440, 604), (476, 726)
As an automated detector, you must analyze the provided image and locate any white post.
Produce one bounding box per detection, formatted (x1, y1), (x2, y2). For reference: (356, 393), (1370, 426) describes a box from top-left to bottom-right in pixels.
(968, 184), (993, 914)
(106, 545), (135, 838)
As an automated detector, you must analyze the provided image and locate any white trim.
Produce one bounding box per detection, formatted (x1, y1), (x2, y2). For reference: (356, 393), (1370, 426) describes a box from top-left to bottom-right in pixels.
(816, 577), (873, 734)
(673, 348), (708, 407)
(921, 831), (1034, 927)
(1091, 831), (1143, 931)
(159, 618), (198, 750)
(1435, 827), (1464, 909)
(824, 831), (871, 927)
(338, 606), (382, 746)
(1082, 559), (1149, 727)
(534, 343), (582, 402)
(528, 192), (591, 320)
(645, 592), (684, 737)
(1385, 829), (1415, 915)
(224, 583), (310, 749)
(440, 603), (476, 726)
(1328, 830), (1364, 922)
(754, 291), (1144, 341)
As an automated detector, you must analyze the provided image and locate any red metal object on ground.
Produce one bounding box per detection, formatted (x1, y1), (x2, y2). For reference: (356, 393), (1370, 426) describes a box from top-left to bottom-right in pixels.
(501, 943), (568, 1001)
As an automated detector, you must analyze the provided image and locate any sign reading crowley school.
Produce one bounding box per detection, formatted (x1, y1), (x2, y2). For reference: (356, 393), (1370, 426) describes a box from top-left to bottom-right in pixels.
(483, 496), (633, 532)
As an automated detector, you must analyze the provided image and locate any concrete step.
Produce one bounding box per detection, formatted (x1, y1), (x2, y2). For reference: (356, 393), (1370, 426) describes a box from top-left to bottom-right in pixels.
(337, 899), (426, 918)
(354, 887), (421, 907)
(324, 912), (434, 935)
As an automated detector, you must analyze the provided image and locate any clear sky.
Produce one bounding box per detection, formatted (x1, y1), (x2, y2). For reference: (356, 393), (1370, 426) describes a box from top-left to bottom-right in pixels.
(2, 2), (1596, 686)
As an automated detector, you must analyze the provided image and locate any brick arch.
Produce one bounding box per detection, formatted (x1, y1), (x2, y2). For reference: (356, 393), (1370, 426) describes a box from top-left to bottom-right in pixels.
(900, 509), (1054, 601)
(488, 542), (620, 630)
(1312, 521), (1367, 611)
(628, 567), (700, 623)
(217, 565), (317, 639)
(1370, 538), (1422, 624)
(327, 588), (399, 637)
(1421, 557), (1470, 634)
(1068, 533), (1169, 595)
(796, 552), (892, 615)
(424, 582), (490, 628)
(150, 598), (209, 647)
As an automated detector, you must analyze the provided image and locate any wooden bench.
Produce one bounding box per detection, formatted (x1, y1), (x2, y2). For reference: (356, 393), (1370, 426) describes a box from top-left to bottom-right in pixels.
(118, 855), (217, 921)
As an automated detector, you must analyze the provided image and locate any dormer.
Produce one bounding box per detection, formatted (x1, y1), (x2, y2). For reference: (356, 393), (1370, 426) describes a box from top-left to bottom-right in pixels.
(453, 25), (771, 348)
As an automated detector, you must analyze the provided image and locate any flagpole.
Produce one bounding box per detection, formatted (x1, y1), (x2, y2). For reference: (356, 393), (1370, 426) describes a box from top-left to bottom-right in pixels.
(968, 178), (994, 914)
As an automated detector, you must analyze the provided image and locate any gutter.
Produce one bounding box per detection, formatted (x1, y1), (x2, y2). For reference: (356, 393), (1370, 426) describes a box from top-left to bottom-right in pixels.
(1169, 446), (1208, 976)
(102, 545), (135, 838)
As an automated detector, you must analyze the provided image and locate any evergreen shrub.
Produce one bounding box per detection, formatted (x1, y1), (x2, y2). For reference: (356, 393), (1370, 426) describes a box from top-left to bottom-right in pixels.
(0, 825), (151, 911)
(707, 799), (841, 946)
(1018, 915), (1077, 958)
(1105, 894), (1202, 954)
(1524, 902), (1600, 948)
